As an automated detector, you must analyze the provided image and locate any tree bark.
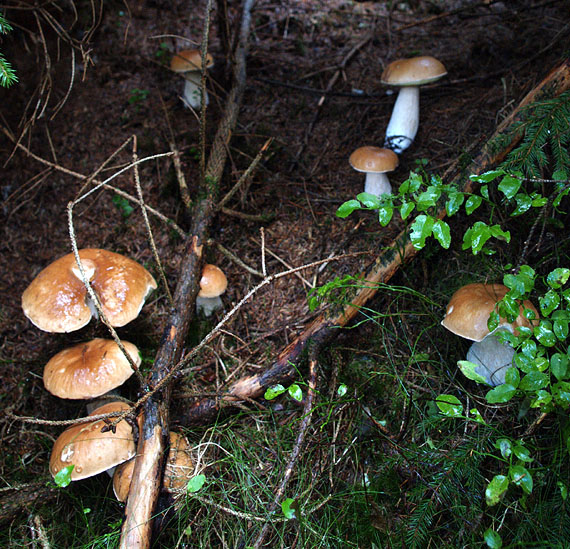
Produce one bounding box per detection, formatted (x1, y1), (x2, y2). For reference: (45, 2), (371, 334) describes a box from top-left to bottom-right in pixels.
(180, 58), (570, 425)
(118, 1), (255, 547)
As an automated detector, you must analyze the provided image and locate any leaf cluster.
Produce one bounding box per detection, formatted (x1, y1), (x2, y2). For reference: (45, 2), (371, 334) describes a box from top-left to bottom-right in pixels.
(0, 12), (17, 88)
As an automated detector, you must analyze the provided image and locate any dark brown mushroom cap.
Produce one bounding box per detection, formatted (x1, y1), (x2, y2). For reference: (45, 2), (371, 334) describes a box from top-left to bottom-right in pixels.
(112, 432), (194, 502)
(22, 249), (157, 332)
(349, 146), (399, 174)
(49, 401), (136, 481)
(441, 283), (539, 342)
(170, 49), (214, 73)
(43, 339), (140, 399)
(198, 264), (228, 298)
(381, 56), (447, 86)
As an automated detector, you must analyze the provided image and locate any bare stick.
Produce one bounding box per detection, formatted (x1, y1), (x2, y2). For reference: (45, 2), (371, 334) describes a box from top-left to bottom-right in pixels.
(217, 138), (273, 210)
(119, 1), (256, 547)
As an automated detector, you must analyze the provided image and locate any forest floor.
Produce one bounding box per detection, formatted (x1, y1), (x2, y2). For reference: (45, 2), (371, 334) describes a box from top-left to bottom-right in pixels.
(1, 0), (569, 547)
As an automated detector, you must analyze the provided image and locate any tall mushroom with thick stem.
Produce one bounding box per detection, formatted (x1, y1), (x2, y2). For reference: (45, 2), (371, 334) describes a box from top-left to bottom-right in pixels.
(170, 49), (214, 110)
(382, 56), (447, 153)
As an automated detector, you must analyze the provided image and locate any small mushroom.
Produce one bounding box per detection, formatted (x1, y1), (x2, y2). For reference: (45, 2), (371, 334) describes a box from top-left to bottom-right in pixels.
(196, 264), (228, 317)
(381, 56), (447, 153)
(112, 432), (194, 502)
(43, 338), (141, 400)
(22, 249), (157, 332)
(170, 49), (214, 110)
(349, 146), (399, 196)
(49, 401), (136, 481)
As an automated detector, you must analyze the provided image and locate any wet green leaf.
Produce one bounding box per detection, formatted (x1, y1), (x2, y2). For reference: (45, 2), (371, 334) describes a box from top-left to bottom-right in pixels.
(486, 475), (509, 506)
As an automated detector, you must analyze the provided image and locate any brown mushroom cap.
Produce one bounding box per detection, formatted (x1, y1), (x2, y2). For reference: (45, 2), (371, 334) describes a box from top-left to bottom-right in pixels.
(441, 283), (539, 342)
(198, 264), (228, 298)
(112, 432), (194, 502)
(170, 49), (214, 73)
(349, 146), (399, 174)
(49, 401), (136, 481)
(22, 249), (157, 332)
(381, 56), (447, 87)
(43, 339), (140, 399)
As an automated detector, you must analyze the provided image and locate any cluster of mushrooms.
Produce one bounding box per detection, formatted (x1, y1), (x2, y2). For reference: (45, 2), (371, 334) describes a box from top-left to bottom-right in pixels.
(350, 55), (447, 196)
(441, 283), (539, 386)
(22, 248), (227, 499)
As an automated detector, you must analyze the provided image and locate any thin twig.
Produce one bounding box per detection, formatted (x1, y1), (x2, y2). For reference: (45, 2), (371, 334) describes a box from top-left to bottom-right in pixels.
(1, 127), (185, 237)
(217, 138), (273, 210)
(66, 202), (148, 390)
(252, 351), (318, 548)
(131, 136), (174, 306)
(209, 240), (264, 277)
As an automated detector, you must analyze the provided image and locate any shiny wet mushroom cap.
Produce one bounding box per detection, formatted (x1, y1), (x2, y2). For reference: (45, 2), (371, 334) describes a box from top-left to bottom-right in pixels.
(43, 338), (140, 399)
(349, 146), (399, 196)
(441, 283), (538, 342)
(22, 249), (157, 332)
(49, 401), (136, 481)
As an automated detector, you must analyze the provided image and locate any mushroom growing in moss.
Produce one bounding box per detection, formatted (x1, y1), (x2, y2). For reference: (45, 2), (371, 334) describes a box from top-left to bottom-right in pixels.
(441, 283), (539, 386)
(49, 401), (136, 481)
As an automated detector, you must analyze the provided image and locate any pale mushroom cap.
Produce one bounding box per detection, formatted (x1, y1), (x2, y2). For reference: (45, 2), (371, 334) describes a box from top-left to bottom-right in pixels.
(171, 49), (214, 73)
(49, 401), (136, 481)
(441, 283), (539, 342)
(349, 146), (399, 174)
(112, 432), (194, 502)
(381, 56), (447, 86)
(198, 264), (228, 298)
(43, 339), (141, 399)
(22, 249), (157, 332)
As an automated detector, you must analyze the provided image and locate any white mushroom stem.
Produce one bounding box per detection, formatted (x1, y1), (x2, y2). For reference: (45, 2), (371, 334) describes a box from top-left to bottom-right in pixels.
(364, 172), (392, 196)
(384, 86), (420, 154)
(182, 72), (209, 109)
(196, 295), (223, 317)
(466, 330), (515, 386)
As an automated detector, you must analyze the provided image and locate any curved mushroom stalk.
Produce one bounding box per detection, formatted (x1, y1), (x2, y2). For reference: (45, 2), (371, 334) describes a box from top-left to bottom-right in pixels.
(384, 86), (419, 154)
(466, 330), (515, 386)
(364, 172), (393, 196)
(182, 73), (209, 110)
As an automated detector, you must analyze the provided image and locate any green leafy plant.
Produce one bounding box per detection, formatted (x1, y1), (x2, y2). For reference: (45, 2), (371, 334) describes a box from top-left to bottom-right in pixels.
(485, 438), (534, 507)
(331, 89), (570, 548)
(265, 383), (303, 402)
(0, 12), (17, 87)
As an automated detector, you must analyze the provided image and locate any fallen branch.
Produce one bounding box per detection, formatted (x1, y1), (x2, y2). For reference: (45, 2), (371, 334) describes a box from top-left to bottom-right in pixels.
(118, 1), (255, 547)
(180, 58), (570, 425)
